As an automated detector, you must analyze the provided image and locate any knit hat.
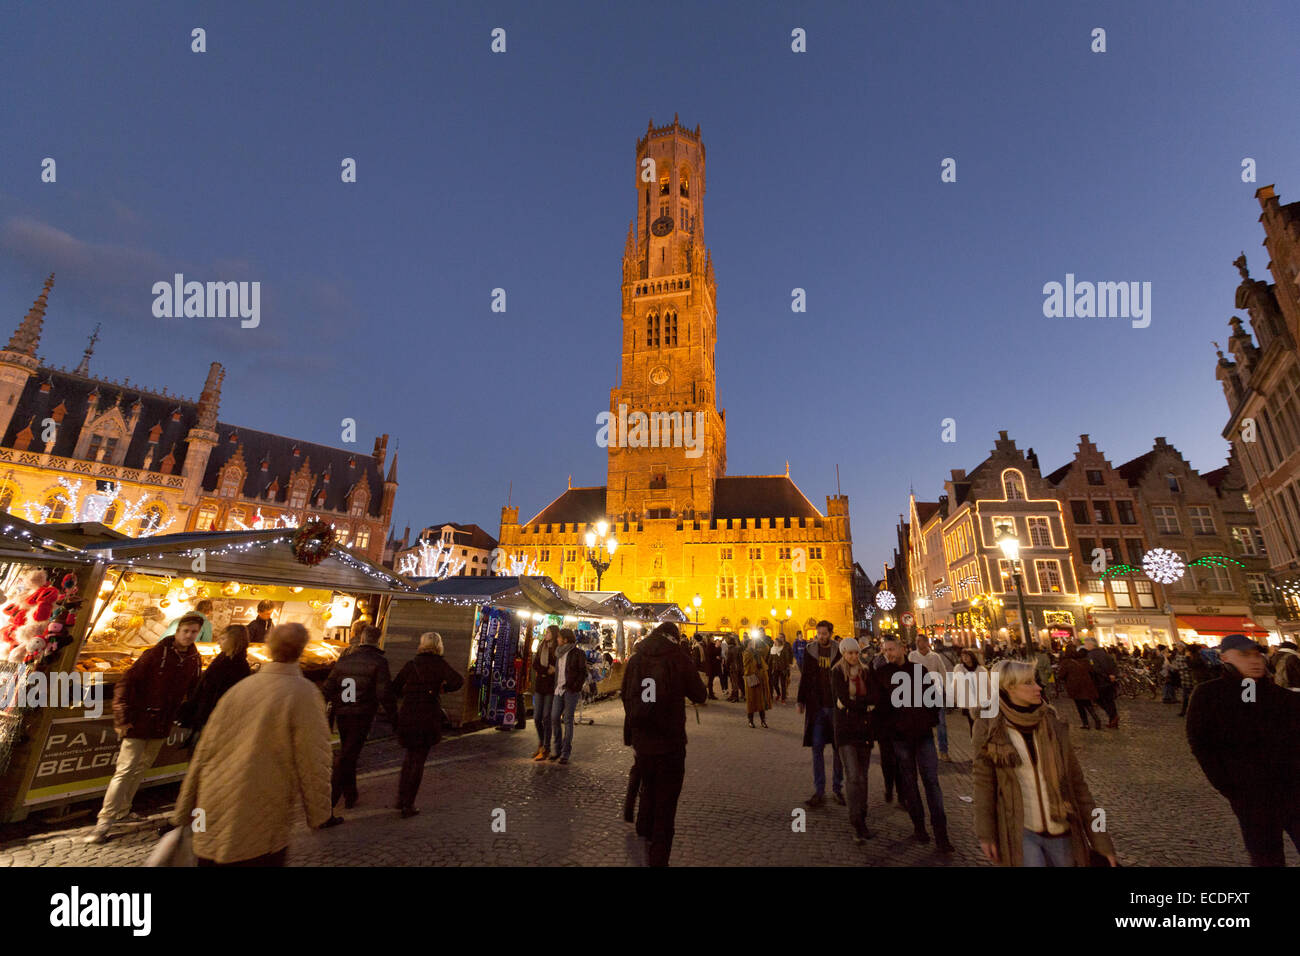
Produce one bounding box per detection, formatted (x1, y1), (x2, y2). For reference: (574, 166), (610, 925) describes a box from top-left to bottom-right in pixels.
(839, 637), (860, 654)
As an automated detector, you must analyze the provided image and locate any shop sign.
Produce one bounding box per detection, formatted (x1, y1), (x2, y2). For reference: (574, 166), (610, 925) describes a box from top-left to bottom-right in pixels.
(25, 714), (190, 805)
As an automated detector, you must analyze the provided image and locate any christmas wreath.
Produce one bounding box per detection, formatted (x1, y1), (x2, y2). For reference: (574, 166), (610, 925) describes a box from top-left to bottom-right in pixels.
(292, 520), (336, 566)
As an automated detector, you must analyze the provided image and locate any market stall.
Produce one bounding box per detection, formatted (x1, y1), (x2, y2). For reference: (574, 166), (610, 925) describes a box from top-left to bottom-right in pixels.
(0, 523), (415, 821)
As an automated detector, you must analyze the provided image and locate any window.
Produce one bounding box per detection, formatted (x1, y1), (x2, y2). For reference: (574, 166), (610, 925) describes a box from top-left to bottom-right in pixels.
(138, 504), (164, 534)
(1126, 539), (1145, 566)
(777, 571), (795, 600)
(565, 549), (578, 563)
(1199, 562), (1232, 592)
(646, 313), (661, 348)
(86, 434), (103, 461)
(1110, 579), (1132, 608)
(718, 569), (736, 598)
(1247, 573), (1271, 603)
(1167, 474), (1181, 493)
(1028, 517), (1052, 547)
(0, 484), (14, 513)
(43, 493), (67, 522)
(647, 508), (671, 519)
(997, 559), (1016, 592)
(228, 507), (244, 529)
(1093, 501), (1113, 524)
(196, 505), (218, 531)
(1189, 506), (1215, 535)
(748, 547), (762, 560)
(1102, 538), (1122, 563)
(659, 175), (670, 197)
(289, 484), (308, 511)
(778, 546), (791, 560)
(1134, 579), (1156, 608)
(1153, 506), (1180, 534)
(1002, 470), (1026, 500)
(219, 471), (242, 497)
(564, 574), (577, 591)
(1116, 500), (1136, 525)
(1078, 536), (1097, 566)
(649, 472), (667, 490)
(538, 549), (551, 563)
(1086, 469), (1104, 485)
(354, 529), (370, 550)
(719, 547), (733, 561)
(102, 502), (119, 527)
(1232, 527), (1255, 555)
(664, 310), (678, 346)
(1033, 560), (1063, 593)
(104, 437), (119, 461)
(807, 568), (826, 600)
(350, 494), (367, 517)
(747, 569), (766, 600)
(1254, 528), (1267, 554)
(1070, 500), (1091, 525)
(679, 169), (689, 197)
(1087, 579), (1107, 594)
(808, 546), (823, 560)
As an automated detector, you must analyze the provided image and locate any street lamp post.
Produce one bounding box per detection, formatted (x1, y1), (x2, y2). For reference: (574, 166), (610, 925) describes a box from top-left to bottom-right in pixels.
(693, 593), (702, 628)
(584, 520), (618, 591)
(996, 525), (1034, 655)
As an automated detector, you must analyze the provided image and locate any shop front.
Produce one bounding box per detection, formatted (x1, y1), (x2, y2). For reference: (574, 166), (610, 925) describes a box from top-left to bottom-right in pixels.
(1173, 614), (1275, 646)
(0, 525), (414, 821)
(1087, 611), (1177, 650)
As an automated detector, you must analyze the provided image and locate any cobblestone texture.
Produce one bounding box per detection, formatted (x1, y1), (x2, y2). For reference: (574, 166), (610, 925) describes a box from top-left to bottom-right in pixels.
(0, 687), (1292, 866)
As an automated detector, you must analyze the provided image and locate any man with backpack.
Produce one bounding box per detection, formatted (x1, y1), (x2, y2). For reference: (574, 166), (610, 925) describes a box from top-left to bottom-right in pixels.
(621, 621), (707, 866)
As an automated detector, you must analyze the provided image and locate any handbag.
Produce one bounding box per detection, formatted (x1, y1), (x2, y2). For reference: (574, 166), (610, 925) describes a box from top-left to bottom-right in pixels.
(145, 825), (196, 867)
(744, 674), (759, 688)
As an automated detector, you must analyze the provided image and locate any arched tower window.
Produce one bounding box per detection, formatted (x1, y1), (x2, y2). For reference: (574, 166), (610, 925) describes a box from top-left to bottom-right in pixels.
(1002, 469), (1026, 501)
(679, 167), (690, 198)
(664, 310), (678, 345)
(659, 174), (670, 197)
(646, 312), (661, 348)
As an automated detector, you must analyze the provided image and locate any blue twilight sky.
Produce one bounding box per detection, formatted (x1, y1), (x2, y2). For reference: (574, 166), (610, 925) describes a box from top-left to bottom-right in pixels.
(2, 1), (1299, 576)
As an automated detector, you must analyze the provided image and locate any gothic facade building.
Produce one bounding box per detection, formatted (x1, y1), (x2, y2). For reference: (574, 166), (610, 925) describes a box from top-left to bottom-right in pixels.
(497, 118), (855, 636)
(0, 276), (397, 562)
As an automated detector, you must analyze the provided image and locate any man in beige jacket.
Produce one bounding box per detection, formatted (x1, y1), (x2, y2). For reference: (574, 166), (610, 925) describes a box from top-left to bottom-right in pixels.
(171, 622), (333, 866)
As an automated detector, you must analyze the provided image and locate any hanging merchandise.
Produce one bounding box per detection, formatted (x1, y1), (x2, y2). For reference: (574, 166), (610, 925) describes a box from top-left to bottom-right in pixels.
(473, 607), (523, 728)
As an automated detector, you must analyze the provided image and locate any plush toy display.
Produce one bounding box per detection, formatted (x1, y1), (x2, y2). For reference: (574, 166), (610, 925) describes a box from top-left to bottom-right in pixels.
(8, 623), (47, 664)
(0, 569), (60, 650)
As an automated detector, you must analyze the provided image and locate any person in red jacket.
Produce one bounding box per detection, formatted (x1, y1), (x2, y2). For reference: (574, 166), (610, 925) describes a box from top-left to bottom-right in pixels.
(85, 614), (203, 844)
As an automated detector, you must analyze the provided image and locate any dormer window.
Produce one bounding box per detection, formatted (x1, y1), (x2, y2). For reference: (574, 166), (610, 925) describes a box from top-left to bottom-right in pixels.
(350, 494), (367, 517)
(289, 483), (308, 511)
(219, 470), (242, 497)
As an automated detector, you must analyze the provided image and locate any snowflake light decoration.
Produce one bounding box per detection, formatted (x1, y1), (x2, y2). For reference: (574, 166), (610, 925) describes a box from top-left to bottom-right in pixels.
(875, 590), (896, 610)
(1142, 547), (1185, 584)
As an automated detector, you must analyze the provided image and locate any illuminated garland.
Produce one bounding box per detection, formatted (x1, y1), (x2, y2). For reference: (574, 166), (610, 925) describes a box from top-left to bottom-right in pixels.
(1187, 555), (1245, 569)
(1098, 563), (1140, 580)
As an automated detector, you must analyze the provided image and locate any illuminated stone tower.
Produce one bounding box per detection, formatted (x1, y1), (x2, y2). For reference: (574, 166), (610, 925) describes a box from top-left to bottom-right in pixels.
(607, 116), (727, 519)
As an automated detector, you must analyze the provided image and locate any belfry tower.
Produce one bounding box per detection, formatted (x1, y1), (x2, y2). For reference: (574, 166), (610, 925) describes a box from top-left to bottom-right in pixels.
(607, 116), (727, 520)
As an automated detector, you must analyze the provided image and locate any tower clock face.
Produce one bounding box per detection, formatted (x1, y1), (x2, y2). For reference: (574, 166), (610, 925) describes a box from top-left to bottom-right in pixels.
(649, 365), (670, 386)
(650, 216), (674, 237)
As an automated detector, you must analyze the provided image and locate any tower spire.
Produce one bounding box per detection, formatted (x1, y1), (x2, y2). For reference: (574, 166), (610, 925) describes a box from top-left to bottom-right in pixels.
(74, 322), (101, 375)
(386, 447), (399, 483)
(7, 274), (54, 357)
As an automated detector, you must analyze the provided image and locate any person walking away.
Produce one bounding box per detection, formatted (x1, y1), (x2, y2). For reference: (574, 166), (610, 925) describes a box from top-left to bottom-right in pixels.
(621, 622), (707, 866)
(1168, 641), (1192, 714)
(1032, 640), (1055, 699)
(717, 636), (731, 698)
(1186, 634), (1300, 866)
(832, 638), (878, 843)
(870, 641), (903, 805)
(727, 634), (745, 702)
(771, 633), (793, 702)
(909, 635), (952, 761)
(549, 627), (588, 764)
(170, 623), (333, 865)
(85, 614), (203, 844)
(246, 600), (275, 644)
(391, 631), (464, 817)
(176, 624), (251, 750)
(1058, 648), (1103, 730)
(793, 630), (807, 670)
(1082, 637), (1120, 727)
(320, 624), (396, 821)
(1160, 646), (1181, 703)
(873, 637), (954, 852)
(743, 636), (771, 728)
(531, 626), (559, 760)
(1270, 641), (1300, 692)
(704, 637), (721, 699)
(693, 636), (713, 699)
(955, 649), (984, 732)
(973, 660), (1118, 867)
(798, 621), (844, 807)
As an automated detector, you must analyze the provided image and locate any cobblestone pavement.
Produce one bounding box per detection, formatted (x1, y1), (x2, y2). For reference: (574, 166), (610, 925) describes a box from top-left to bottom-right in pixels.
(0, 686), (1291, 866)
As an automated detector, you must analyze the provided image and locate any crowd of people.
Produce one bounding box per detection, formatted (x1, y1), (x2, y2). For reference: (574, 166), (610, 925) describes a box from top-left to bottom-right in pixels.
(83, 609), (463, 866)
(76, 592), (1298, 869)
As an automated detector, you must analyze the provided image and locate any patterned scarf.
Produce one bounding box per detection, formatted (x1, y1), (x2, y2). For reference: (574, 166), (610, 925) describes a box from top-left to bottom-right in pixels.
(834, 656), (865, 698)
(985, 696), (1074, 825)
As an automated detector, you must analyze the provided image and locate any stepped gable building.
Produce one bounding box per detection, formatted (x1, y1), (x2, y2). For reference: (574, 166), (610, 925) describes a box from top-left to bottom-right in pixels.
(394, 522), (499, 578)
(1113, 437), (1276, 642)
(497, 118), (854, 635)
(905, 495), (953, 636)
(924, 431), (1083, 647)
(0, 275), (396, 562)
(1216, 185), (1300, 623)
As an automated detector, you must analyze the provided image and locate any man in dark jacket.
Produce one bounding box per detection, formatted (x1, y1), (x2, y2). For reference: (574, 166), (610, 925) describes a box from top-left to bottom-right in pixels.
(246, 600), (275, 643)
(621, 621), (707, 866)
(1186, 634), (1300, 866)
(85, 615), (203, 844)
(797, 621), (843, 807)
(548, 627), (589, 765)
(704, 637), (721, 699)
(321, 625), (396, 818)
(1084, 637), (1120, 727)
(873, 637), (954, 852)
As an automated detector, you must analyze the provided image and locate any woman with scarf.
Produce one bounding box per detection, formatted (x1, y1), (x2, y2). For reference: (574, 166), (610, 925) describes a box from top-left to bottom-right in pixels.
(832, 638), (878, 843)
(176, 624), (251, 749)
(954, 649), (984, 732)
(973, 660), (1118, 867)
(392, 631), (464, 817)
(726, 635), (744, 703)
(531, 626), (559, 761)
(742, 636), (771, 727)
